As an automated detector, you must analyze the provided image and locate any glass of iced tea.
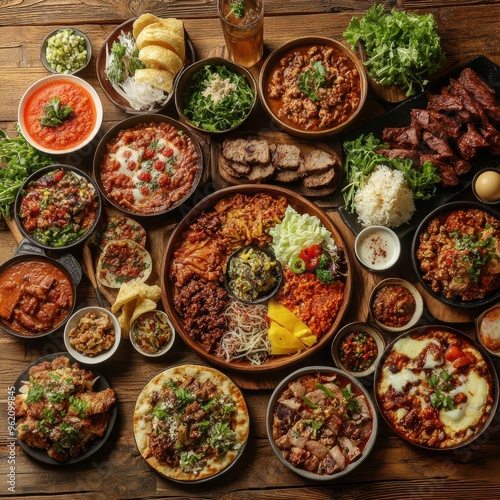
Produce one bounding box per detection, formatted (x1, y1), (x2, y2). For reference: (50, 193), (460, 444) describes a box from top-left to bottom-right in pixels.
(217, 0), (264, 68)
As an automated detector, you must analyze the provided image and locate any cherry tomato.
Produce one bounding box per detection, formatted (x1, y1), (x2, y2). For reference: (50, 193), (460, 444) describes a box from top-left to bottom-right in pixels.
(305, 255), (320, 271)
(444, 345), (464, 362)
(299, 244), (323, 271)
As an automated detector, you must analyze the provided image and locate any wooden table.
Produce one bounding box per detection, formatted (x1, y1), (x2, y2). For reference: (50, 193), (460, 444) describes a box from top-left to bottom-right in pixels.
(1, 1), (500, 498)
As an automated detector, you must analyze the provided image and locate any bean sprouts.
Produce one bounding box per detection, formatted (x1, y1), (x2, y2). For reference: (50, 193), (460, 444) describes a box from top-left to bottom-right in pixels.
(217, 299), (271, 365)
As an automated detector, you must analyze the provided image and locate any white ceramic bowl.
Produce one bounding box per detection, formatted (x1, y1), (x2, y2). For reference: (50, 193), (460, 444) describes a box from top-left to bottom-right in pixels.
(354, 225), (401, 272)
(18, 74), (103, 155)
(369, 278), (424, 333)
(64, 307), (121, 364)
(130, 309), (176, 357)
(475, 302), (500, 357)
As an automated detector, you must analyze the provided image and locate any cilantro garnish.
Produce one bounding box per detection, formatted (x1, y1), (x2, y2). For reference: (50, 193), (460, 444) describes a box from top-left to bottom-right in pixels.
(227, 0), (246, 19)
(297, 61), (327, 101)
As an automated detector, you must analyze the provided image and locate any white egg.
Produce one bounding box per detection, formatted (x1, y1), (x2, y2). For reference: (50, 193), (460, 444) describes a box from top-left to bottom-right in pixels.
(475, 170), (500, 202)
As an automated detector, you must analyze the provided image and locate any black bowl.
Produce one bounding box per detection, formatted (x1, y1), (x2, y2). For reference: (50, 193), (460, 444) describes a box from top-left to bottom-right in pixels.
(411, 201), (500, 310)
(14, 165), (102, 252)
(224, 245), (282, 304)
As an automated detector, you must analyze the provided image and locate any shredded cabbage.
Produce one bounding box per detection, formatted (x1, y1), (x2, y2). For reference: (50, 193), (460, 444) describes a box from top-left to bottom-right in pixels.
(269, 206), (336, 267)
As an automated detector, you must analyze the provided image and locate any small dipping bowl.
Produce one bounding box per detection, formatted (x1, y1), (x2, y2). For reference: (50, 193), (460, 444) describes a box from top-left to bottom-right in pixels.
(354, 226), (401, 272)
(472, 168), (500, 205)
(130, 309), (176, 357)
(369, 278), (424, 333)
(331, 321), (386, 378)
(475, 302), (500, 357)
(41, 27), (92, 75)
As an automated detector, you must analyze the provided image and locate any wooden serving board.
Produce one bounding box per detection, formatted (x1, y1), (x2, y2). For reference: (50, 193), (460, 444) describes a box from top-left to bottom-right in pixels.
(211, 130), (343, 198)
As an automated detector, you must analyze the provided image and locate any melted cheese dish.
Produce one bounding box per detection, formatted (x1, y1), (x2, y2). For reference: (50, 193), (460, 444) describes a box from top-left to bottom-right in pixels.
(377, 328), (495, 448)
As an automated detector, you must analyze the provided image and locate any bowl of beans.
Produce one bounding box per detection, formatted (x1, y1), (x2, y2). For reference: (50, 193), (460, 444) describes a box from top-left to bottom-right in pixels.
(41, 27), (92, 75)
(64, 307), (121, 364)
(369, 278), (424, 333)
(259, 36), (368, 139)
(130, 309), (175, 357)
(331, 322), (386, 378)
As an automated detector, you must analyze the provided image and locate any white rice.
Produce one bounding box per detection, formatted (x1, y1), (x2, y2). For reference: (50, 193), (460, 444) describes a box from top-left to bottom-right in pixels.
(354, 164), (415, 227)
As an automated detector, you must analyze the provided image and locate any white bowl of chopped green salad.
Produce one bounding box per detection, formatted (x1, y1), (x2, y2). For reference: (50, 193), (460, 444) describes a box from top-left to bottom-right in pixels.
(40, 27), (92, 75)
(175, 57), (257, 135)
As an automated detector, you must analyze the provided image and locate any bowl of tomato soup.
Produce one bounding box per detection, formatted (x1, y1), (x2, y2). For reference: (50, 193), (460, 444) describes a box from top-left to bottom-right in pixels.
(18, 74), (103, 154)
(14, 165), (102, 251)
(0, 244), (80, 338)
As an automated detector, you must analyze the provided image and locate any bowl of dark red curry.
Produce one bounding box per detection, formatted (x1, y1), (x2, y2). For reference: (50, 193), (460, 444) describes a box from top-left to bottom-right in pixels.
(258, 36), (368, 139)
(93, 114), (203, 217)
(14, 165), (102, 252)
(411, 201), (500, 309)
(0, 240), (81, 338)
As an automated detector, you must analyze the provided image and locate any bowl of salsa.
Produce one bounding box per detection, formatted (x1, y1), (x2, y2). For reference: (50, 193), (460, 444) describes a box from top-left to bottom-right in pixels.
(130, 309), (175, 357)
(18, 74), (103, 155)
(331, 322), (386, 378)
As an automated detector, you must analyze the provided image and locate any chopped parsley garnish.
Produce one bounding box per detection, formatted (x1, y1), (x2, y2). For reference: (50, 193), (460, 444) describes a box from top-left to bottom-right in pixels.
(69, 396), (89, 418)
(26, 381), (44, 403)
(428, 370), (456, 412)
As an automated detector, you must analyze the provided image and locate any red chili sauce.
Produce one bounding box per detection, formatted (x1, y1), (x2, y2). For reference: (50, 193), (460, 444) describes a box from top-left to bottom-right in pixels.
(23, 79), (96, 150)
(0, 259), (74, 335)
(339, 330), (378, 372)
(372, 284), (416, 328)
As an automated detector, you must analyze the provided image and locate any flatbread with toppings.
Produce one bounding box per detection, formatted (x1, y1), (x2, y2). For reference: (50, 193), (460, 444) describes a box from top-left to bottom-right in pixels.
(97, 239), (152, 288)
(91, 215), (147, 251)
(133, 364), (250, 481)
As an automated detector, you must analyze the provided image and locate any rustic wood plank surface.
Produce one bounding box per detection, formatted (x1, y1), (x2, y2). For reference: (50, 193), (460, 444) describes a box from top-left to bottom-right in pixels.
(1, 1), (500, 498)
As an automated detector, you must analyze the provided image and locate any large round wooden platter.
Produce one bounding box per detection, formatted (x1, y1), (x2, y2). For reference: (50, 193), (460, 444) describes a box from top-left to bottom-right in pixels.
(161, 184), (352, 373)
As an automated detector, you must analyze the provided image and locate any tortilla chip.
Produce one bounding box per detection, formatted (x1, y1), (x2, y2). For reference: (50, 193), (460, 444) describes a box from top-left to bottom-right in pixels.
(118, 301), (136, 336)
(133, 13), (163, 39)
(131, 298), (158, 324)
(139, 45), (183, 75)
(136, 24), (186, 60)
(134, 68), (174, 93)
(160, 18), (184, 38)
(112, 282), (161, 313)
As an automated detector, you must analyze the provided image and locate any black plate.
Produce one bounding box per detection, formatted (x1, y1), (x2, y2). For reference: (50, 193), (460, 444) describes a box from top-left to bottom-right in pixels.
(14, 352), (117, 465)
(411, 200), (500, 310)
(339, 55), (500, 239)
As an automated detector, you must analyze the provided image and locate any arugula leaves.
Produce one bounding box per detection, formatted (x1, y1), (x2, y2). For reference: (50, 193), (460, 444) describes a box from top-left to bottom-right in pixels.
(40, 97), (73, 127)
(342, 133), (441, 212)
(297, 61), (327, 101)
(343, 5), (445, 96)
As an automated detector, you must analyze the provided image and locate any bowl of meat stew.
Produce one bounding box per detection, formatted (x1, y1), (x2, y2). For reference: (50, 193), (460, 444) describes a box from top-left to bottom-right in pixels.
(267, 366), (377, 480)
(412, 201), (500, 309)
(259, 37), (368, 139)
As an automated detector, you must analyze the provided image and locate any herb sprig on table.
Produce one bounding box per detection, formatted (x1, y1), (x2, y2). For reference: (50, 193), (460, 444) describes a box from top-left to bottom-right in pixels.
(0, 127), (55, 219)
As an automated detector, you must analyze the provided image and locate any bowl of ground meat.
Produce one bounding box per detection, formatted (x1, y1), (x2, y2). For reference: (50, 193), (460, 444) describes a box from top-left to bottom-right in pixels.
(259, 37), (368, 139)
(412, 201), (500, 309)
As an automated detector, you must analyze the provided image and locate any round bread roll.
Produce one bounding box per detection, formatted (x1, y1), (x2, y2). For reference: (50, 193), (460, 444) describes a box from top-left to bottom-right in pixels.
(139, 45), (183, 75)
(134, 68), (174, 93)
(136, 24), (186, 61)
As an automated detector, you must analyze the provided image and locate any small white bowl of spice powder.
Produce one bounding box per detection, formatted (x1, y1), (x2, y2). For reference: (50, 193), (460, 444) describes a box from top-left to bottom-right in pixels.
(354, 225), (400, 272)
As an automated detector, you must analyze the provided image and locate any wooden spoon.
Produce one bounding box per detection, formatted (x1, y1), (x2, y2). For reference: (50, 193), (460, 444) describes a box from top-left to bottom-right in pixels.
(358, 43), (409, 104)
(82, 241), (105, 307)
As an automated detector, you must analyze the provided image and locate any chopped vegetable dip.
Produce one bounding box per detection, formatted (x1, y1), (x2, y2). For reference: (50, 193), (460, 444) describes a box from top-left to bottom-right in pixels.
(45, 29), (88, 74)
(132, 311), (172, 355)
